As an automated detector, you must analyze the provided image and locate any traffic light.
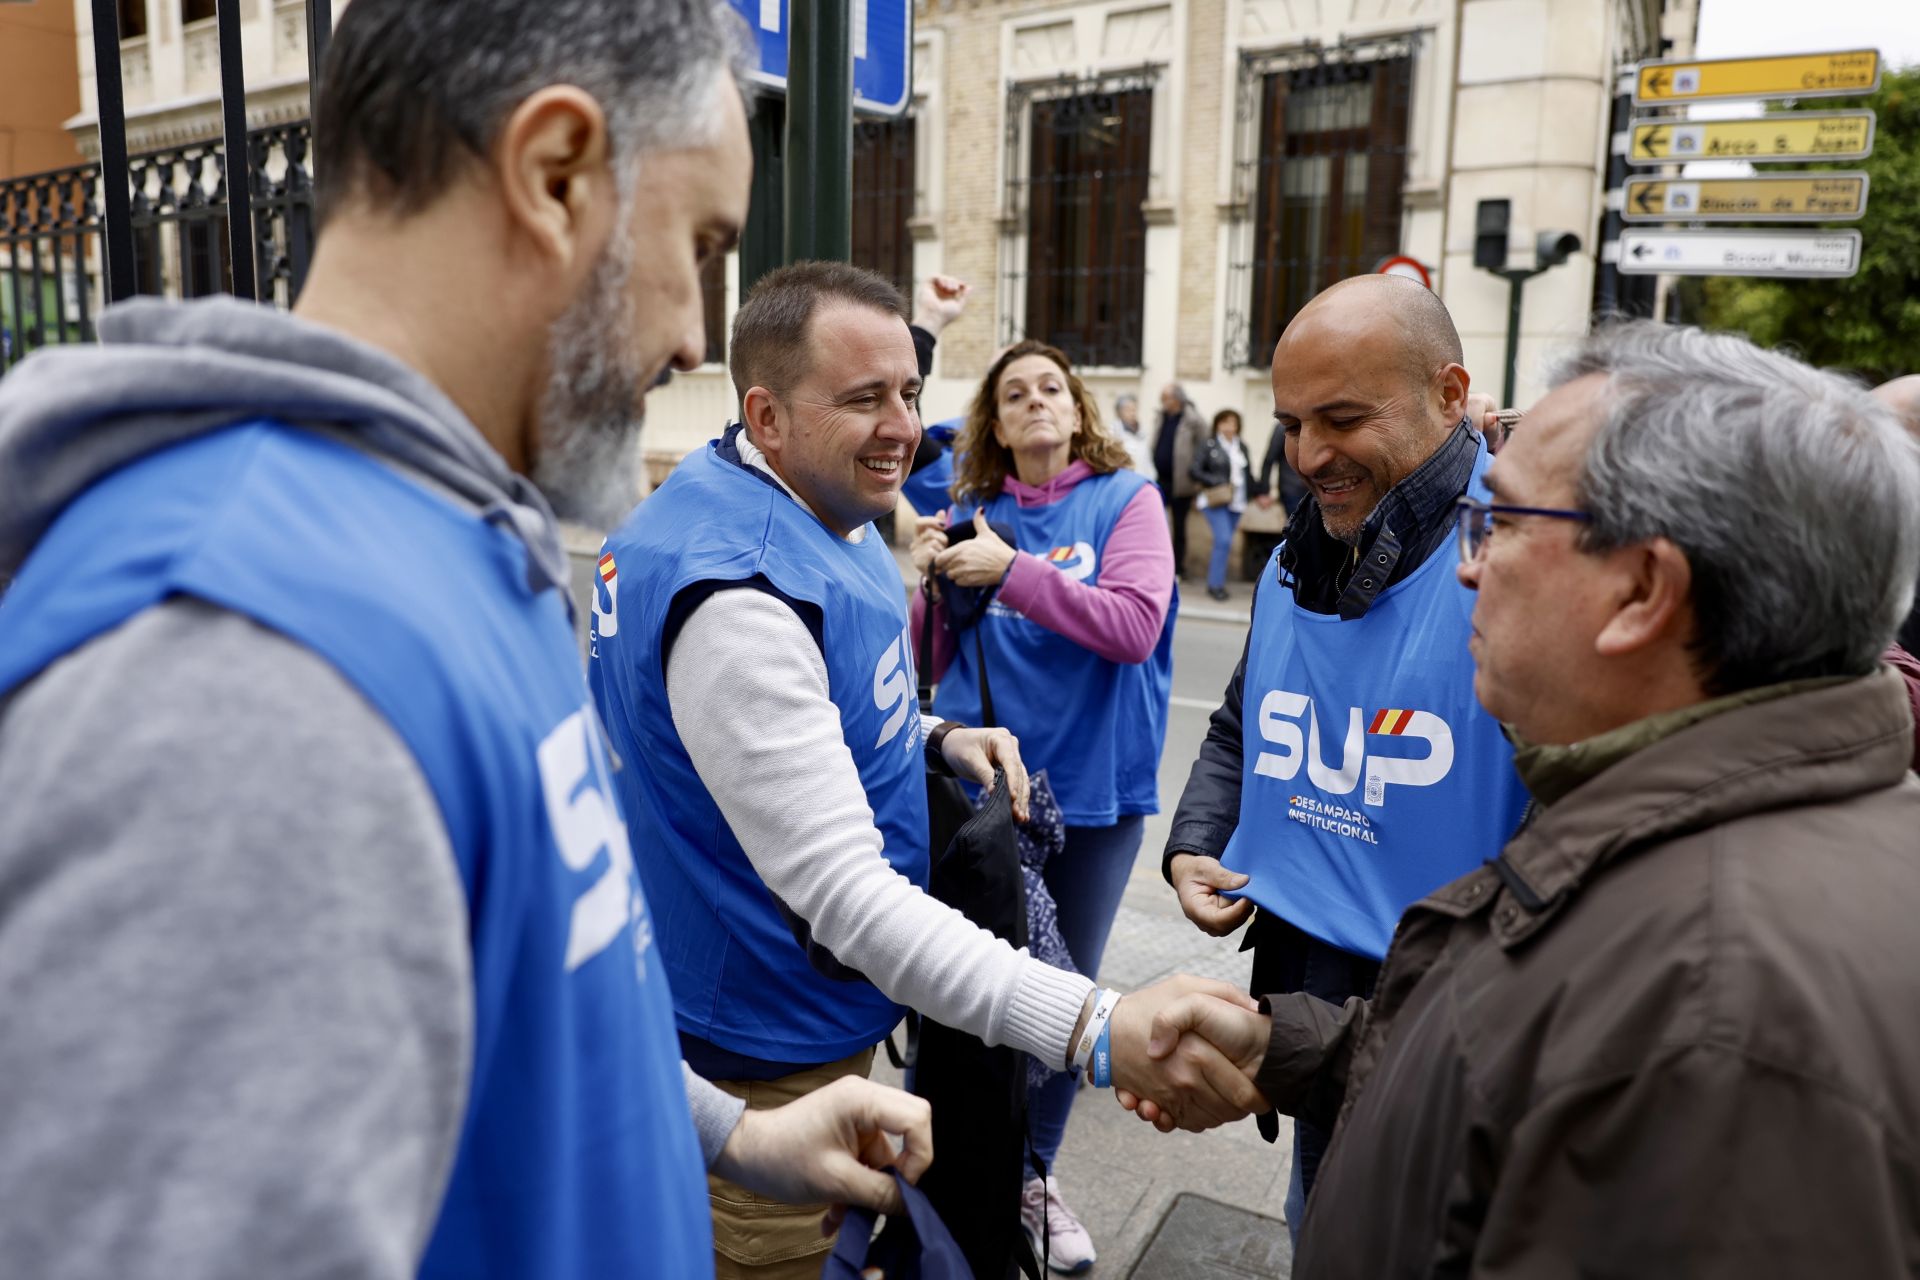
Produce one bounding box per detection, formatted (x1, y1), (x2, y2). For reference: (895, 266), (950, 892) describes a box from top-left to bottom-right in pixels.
(1536, 231), (1582, 269)
(1474, 199), (1511, 272)
(1474, 199), (1581, 403)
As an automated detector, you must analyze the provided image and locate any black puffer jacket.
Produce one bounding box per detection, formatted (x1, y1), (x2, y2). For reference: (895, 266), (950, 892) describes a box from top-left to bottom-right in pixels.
(1188, 436), (1255, 493)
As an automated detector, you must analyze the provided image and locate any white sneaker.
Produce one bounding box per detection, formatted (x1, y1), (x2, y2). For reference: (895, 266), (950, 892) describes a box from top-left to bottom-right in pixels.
(1020, 1175), (1096, 1275)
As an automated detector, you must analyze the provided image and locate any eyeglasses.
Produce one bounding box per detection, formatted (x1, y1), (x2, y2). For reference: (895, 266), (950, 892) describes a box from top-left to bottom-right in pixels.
(1455, 496), (1591, 564)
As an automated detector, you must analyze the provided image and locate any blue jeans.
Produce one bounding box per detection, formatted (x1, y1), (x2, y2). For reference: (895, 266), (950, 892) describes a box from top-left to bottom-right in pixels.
(1204, 505), (1240, 591)
(1027, 816), (1147, 1170)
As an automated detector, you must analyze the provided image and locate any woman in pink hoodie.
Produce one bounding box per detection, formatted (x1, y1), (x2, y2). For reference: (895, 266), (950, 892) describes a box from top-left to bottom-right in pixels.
(910, 340), (1176, 1274)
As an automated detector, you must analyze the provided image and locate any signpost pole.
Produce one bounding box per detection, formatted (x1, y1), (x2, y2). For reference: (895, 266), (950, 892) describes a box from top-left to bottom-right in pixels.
(88, 0), (136, 304)
(1597, 68), (1634, 317)
(784, 0), (852, 263)
(306, 0), (331, 102)
(740, 102), (786, 299)
(1501, 271), (1530, 407)
(214, 0), (259, 302)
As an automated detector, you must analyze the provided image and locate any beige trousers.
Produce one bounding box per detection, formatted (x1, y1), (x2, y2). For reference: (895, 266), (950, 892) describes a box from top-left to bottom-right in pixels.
(707, 1046), (877, 1280)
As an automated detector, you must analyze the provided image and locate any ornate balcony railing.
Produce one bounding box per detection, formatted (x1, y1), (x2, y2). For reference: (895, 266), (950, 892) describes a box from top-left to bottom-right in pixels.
(0, 120), (314, 375)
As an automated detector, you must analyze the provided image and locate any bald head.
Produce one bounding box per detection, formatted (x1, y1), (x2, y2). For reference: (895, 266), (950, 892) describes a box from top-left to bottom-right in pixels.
(1280, 274), (1464, 391)
(1873, 375), (1920, 439)
(1269, 274), (1473, 542)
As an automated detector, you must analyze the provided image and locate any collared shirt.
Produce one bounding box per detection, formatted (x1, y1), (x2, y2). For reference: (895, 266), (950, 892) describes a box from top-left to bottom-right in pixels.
(1279, 420), (1478, 620)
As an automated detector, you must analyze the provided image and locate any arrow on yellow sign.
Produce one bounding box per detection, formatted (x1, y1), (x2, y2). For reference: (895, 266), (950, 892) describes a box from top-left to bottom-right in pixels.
(1634, 49), (1879, 105)
(1622, 172), (1868, 223)
(1627, 111), (1875, 164)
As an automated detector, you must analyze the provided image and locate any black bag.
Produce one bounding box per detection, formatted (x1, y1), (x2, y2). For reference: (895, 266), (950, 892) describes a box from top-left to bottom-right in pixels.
(821, 1170), (973, 1280)
(901, 578), (1040, 1280)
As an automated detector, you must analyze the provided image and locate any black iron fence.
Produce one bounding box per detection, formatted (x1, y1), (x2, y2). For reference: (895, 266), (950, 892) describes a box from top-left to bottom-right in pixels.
(0, 123), (315, 374)
(0, 0), (332, 375)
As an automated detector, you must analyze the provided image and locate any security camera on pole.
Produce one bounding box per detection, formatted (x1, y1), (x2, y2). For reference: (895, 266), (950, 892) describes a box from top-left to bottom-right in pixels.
(1474, 199), (1581, 407)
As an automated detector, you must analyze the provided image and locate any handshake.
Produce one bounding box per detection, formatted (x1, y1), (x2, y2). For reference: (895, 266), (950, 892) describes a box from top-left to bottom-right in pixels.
(1081, 850), (1277, 1134)
(1092, 973), (1275, 1134)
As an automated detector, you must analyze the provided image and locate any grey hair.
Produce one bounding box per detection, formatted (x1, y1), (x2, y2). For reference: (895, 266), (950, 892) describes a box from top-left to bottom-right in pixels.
(1552, 321), (1920, 696)
(313, 0), (752, 222)
(1115, 392), (1139, 412)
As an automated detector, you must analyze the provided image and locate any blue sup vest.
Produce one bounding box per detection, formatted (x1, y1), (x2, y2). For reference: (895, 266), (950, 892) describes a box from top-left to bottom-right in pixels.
(898, 417), (961, 515)
(589, 433), (931, 1065)
(1219, 441), (1529, 960)
(935, 469), (1175, 826)
(0, 423), (710, 1280)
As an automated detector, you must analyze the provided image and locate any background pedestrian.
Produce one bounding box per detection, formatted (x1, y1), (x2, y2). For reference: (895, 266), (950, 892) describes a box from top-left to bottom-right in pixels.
(1112, 392), (1153, 475)
(1152, 382), (1210, 580)
(1191, 408), (1255, 601)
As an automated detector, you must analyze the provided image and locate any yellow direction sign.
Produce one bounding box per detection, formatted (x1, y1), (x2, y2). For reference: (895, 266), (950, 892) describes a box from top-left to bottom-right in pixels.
(1623, 172), (1868, 222)
(1634, 49), (1880, 105)
(1627, 111), (1875, 165)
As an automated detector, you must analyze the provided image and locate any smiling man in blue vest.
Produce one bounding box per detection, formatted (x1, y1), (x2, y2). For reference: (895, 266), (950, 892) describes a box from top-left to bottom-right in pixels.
(0, 4), (938, 1278)
(1160, 274), (1532, 1244)
(591, 260), (1268, 1278)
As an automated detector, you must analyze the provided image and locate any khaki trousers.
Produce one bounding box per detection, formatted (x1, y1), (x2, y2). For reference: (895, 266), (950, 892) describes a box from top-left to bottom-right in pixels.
(708, 1046), (876, 1280)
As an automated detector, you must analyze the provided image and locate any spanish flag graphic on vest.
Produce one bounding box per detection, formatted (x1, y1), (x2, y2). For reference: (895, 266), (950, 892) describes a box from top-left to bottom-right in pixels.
(591, 546), (619, 642)
(1041, 540), (1097, 583)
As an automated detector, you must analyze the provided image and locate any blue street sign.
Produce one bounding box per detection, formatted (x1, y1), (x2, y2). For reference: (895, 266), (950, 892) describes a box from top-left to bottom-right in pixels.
(728, 0), (914, 116)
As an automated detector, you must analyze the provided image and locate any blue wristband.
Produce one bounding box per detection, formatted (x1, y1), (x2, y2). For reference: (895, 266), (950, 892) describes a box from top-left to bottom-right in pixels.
(1090, 1016), (1113, 1088)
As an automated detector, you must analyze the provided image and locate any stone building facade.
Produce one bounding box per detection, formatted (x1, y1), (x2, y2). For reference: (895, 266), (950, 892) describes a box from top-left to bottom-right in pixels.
(52, 0), (1701, 480)
(647, 0), (1699, 474)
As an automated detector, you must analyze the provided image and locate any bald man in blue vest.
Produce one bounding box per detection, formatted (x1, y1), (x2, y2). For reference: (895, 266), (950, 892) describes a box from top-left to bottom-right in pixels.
(1161, 275), (1531, 1245)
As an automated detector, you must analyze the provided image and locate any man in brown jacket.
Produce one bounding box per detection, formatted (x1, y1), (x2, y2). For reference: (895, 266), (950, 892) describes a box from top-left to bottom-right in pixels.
(1127, 322), (1920, 1275)
(1151, 382), (1212, 579)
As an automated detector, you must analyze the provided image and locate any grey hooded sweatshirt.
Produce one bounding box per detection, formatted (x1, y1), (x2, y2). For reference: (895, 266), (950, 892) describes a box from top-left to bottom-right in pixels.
(0, 299), (742, 1279)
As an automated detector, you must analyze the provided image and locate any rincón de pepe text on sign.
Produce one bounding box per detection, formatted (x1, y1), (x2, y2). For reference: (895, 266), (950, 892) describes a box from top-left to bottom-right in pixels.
(1622, 173), (1868, 223)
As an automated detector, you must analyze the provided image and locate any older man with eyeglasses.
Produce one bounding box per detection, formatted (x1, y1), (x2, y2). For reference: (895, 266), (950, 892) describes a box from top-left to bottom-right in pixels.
(1158, 274), (1531, 1243)
(1139, 321), (1920, 1278)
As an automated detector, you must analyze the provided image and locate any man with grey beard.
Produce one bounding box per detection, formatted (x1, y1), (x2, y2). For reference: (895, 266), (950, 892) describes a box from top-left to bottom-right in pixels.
(0, 2), (931, 1278)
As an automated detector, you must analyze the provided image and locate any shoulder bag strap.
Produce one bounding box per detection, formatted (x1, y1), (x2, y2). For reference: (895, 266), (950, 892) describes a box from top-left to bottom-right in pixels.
(920, 573), (998, 730)
(917, 579), (938, 716)
(972, 624), (996, 729)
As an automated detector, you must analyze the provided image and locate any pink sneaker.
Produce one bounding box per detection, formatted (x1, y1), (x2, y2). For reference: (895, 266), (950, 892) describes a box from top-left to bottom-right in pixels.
(1020, 1175), (1096, 1274)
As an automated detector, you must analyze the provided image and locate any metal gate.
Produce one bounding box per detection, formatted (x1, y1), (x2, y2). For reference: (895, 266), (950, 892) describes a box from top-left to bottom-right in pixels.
(0, 0), (332, 375)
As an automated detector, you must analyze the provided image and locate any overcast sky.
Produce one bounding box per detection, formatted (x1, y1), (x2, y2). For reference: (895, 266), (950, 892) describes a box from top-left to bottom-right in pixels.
(1695, 0), (1920, 70)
